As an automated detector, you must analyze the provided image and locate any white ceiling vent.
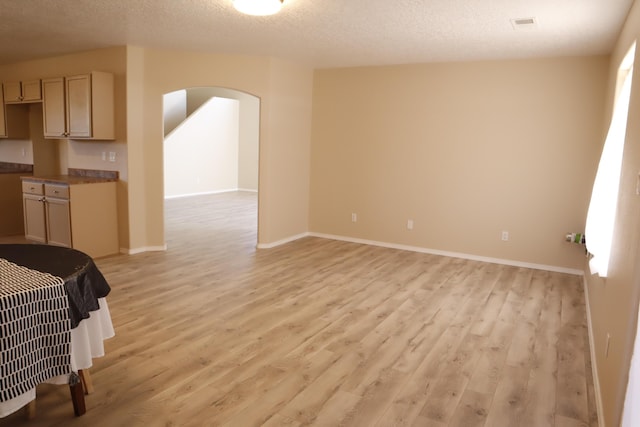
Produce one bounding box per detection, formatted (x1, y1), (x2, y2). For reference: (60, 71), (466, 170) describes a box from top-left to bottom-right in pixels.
(511, 17), (538, 30)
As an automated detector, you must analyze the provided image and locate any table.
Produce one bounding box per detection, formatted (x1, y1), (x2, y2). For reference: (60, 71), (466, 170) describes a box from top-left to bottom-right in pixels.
(0, 244), (115, 418)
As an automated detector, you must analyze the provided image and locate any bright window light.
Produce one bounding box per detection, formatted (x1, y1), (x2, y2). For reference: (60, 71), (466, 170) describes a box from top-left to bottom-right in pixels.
(233, 0), (283, 16)
(584, 43), (635, 278)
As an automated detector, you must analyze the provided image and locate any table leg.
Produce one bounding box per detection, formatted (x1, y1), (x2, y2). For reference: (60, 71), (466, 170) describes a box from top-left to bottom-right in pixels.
(69, 372), (86, 416)
(79, 369), (94, 394)
(25, 400), (36, 420)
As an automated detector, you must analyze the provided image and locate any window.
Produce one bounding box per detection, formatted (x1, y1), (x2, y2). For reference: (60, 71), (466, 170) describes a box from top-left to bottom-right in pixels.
(585, 42), (635, 278)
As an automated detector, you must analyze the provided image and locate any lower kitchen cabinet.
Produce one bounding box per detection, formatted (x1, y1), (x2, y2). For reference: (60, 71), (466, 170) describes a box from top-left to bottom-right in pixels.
(45, 194), (72, 247)
(22, 180), (118, 258)
(23, 191), (47, 243)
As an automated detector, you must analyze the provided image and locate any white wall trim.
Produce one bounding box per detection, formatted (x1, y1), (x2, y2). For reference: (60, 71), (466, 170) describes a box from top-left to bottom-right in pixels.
(256, 232), (310, 249)
(308, 232), (584, 275)
(237, 188), (258, 193)
(254, 230), (583, 275)
(121, 245), (168, 255)
(583, 274), (606, 427)
(164, 189), (239, 200)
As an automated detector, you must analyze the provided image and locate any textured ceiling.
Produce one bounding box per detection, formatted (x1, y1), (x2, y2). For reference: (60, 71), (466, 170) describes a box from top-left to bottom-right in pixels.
(0, 0), (634, 68)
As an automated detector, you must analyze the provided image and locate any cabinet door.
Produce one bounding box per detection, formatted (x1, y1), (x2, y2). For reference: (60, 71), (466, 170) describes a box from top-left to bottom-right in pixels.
(0, 85), (6, 138)
(66, 74), (91, 138)
(23, 194), (47, 243)
(22, 80), (42, 101)
(3, 82), (22, 103)
(42, 78), (67, 138)
(45, 197), (72, 247)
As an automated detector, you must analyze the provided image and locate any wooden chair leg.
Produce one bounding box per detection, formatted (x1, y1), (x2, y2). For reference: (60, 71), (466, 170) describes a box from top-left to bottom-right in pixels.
(25, 400), (36, 420)
(69, 373), (86, 416)
(79, 369), (94, 394)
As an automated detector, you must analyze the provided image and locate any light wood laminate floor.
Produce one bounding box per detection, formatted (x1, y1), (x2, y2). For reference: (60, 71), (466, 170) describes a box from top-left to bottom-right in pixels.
(0, 192), (598, 426)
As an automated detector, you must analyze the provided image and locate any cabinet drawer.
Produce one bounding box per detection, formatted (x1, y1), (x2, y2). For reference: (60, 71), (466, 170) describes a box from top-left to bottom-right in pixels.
(22, 181), (44, 195)
(45, 184), (69, 199)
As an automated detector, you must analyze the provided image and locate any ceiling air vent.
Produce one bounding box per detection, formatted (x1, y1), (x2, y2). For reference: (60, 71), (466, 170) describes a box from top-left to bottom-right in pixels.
(511, 17), (538, 30)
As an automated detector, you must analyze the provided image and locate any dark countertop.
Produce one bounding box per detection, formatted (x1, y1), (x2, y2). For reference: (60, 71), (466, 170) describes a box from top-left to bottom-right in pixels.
(0, 162), (33, 174)
(21, 168), (119, 185)
(21, 175), (118, 185)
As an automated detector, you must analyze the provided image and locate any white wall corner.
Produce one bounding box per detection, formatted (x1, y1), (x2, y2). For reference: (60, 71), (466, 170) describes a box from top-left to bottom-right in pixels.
(307, 232), (584, 276)
(583, 274), (606, 427)
(121, 245), (168, 255)
(256, 232), (310, 249)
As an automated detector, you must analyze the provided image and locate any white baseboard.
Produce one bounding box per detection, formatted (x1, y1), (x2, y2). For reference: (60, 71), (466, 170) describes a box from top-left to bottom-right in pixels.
(237, 188), (258, 193)
(121, 245), (168, 255)
(164, 189), (241, 199)
(256, 232), (310, 249)
(121, 230), (582, 275)
(307, 232), (584, 275)
(583, 275), (606, 427)
(254, 231), (583, 275)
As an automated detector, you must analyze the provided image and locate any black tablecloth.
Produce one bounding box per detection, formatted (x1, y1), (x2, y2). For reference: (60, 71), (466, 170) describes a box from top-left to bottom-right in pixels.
(0, 244), (111, 329)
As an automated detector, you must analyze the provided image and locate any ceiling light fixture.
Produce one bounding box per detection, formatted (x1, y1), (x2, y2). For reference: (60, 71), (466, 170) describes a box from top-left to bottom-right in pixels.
(233, 0), (284, 16)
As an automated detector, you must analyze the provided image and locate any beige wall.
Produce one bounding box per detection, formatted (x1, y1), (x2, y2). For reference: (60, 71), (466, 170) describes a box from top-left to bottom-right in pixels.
(163, 89), (187, 136)
(0, 173), (26, 236)
(185, 87), (260, 191)
(0, 138), (32, 164)
(585, 2), (640, 426)
(29, 103), (60, 176)
(236, 93), (260, 191)
(164, 97), (240, 197)
(133, 48), (312, 249)
(0, 47), (129, 247)
(310, 57), (608, 271)
(261, 57), (313, 243)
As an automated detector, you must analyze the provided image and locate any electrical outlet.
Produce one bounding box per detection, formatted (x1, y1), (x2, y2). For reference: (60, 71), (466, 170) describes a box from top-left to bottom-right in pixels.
(351, 213), (357, 223)
(108, 152), (116, 162)
(501, 231), (509, 241)
(407, 219), (414, 230)
(101, 152), (106, 161)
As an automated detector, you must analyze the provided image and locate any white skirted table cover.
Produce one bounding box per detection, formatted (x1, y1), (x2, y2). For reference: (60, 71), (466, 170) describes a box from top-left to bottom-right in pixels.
(0, 258), (70, 403)
(0, 244), (115, 418)
(0, 298), (114, 417)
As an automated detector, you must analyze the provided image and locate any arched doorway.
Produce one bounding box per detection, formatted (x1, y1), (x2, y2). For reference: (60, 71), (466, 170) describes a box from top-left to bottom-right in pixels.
(162, 87), (260, 250)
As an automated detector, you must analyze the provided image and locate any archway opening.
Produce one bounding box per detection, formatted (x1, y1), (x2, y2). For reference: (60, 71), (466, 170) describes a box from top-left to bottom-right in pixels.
(162, 87), (260, 251)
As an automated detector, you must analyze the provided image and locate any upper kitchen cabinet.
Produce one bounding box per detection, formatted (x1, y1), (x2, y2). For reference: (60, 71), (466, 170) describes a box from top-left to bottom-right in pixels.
(3, 80), (42, 103)
(0, 86), (5, 137)
(0, 83), (30, 139)
(42, 78), (66, 138)
(42, 71), (114, 140)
